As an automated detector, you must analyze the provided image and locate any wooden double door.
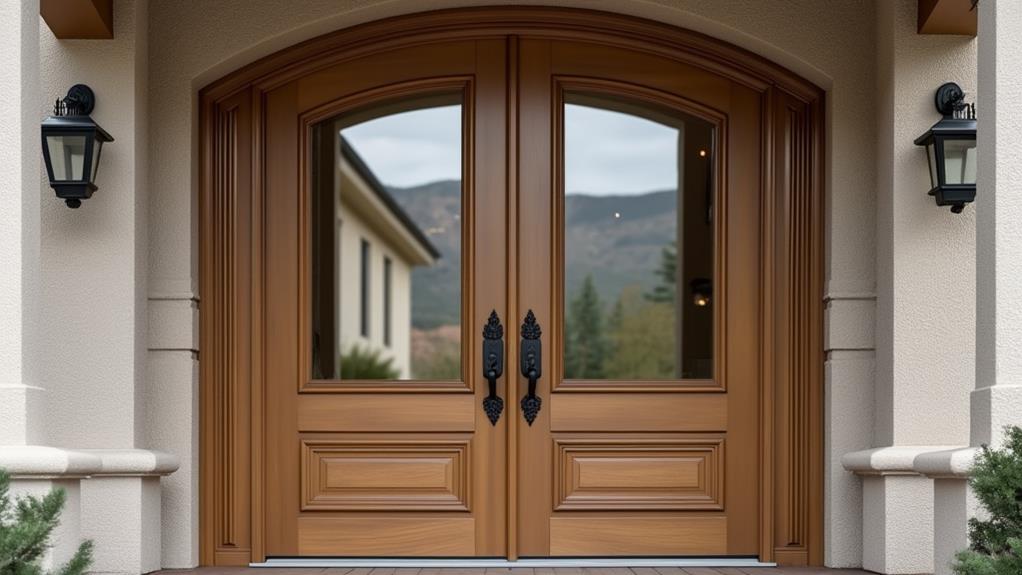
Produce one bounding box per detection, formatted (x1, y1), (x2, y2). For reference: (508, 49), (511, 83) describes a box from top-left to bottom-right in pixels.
(202, 9), (823, 565)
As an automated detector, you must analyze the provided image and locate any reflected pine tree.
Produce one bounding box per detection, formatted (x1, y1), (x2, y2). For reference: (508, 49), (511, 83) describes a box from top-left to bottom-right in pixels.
(564, 275), (607, 379)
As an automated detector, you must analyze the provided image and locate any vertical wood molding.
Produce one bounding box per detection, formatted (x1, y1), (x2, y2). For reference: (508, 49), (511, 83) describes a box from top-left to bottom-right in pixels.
(770, 87), (824, 566)
(201, 88), (253, 566)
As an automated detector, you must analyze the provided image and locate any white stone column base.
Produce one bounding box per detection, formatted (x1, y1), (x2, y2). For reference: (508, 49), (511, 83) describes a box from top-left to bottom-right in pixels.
(916, 447), (981, 575)
(861, 475), (934, 574)
(843, 446), (960, 574)
(0, 446), (178, 574)
(82, 476), (163, 574)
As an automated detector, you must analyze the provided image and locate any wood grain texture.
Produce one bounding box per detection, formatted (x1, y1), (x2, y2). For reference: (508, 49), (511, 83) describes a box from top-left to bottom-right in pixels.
(554, 437), (724, 511)
(298, 394), (476, 432)
(550, 394), (727, 432)
(200, 90), (253, 564)
(549, 517), (727, 556)
(768, 89), (824, 566)
(298, 517), (475, 556)
(301, 438), (471, 511)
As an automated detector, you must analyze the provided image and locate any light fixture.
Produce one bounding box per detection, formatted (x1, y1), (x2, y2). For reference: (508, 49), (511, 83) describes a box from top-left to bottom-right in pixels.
(914, 82), (977, 214)
(41, 84), (114, 208)
(690, 278), (712, 307)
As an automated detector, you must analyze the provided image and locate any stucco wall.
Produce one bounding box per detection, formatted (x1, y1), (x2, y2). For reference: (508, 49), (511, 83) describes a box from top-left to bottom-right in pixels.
(43, 0), (990, 568)
(874, 0), (976, 448)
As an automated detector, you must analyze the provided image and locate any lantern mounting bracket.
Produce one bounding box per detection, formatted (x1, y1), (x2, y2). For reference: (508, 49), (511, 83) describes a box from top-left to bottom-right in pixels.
(55, 84), (96, 117)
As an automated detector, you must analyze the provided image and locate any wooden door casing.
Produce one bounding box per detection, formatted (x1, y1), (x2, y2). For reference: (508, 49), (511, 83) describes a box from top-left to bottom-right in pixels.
(199, 7), (824, 566)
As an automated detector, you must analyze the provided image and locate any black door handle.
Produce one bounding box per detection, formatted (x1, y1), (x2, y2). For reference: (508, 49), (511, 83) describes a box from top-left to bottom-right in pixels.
(520, 310), (542, 426)
(482, 310), (504, 425)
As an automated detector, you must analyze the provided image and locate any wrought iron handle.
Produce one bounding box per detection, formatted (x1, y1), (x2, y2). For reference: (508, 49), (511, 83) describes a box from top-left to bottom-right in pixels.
(481, 310), (505, 425)
(520, 310), (542, 426)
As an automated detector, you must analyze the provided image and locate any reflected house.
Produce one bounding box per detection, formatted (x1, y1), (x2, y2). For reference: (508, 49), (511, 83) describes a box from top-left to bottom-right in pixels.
(312, 134), (440, 379)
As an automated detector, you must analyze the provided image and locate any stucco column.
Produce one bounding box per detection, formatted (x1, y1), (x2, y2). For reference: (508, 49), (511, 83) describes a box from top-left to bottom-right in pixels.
(972, 0), (1022, 451)
(0, 0), (43, 447)
(0, 4), (90, 571)
(845, 1), (977, 573)
(37, 1), (170, 572)
(921, 7), (1022, 573)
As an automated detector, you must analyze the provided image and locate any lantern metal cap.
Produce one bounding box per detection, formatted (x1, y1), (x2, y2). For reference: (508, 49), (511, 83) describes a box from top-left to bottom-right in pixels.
(41, 114), (114, 142)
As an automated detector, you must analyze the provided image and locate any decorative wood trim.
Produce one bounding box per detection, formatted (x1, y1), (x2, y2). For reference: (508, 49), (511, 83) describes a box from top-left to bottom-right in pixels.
(767, 87), (825, 566)
(918, 0), (977, 36)
(553, 437), (725, 511)
(200, 89), (254, 565)
(40, 0), (112, 39)
(300, 438), (471, 511)
(199, 7), (825, 565)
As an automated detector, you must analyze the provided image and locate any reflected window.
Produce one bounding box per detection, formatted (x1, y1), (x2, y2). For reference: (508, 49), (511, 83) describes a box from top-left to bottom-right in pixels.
(311, 96), (462, 380)
(562, 94), (714, 380)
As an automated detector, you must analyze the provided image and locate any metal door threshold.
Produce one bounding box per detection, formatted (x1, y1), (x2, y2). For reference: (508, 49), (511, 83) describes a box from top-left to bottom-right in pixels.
(253, 557), (776, 568)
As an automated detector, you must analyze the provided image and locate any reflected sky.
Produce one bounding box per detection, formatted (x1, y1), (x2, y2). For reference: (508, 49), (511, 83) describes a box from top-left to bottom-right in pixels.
(341, 104), (678, 195)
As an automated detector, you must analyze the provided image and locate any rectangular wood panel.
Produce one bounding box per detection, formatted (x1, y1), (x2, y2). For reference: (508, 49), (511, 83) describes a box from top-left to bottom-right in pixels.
(298, 394), (475, 432)
(550, 394), (726, 432)
(301, 438), (470, 511)
(554, 437), (724, 510)
(550, 516), (727, 555)
(298, 517), (475, 556)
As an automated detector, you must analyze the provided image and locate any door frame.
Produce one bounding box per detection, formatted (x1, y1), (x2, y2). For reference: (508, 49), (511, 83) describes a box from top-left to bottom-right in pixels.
(198, 6), (824, 566)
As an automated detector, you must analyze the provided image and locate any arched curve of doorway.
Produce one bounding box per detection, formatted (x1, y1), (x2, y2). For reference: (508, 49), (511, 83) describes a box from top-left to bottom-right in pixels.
(200, 6), (823, 567)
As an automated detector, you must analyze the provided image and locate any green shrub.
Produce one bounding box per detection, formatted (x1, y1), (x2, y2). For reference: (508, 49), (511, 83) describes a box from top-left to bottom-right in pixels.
(0, 469), (93, 575)
(953, 426), (1022, 575)
(340, 344), (400, 380)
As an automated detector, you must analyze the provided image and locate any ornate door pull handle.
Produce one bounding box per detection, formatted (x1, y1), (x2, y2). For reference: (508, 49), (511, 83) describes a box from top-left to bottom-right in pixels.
(520, 310), (542, 426)
(482, 310), (505, 425)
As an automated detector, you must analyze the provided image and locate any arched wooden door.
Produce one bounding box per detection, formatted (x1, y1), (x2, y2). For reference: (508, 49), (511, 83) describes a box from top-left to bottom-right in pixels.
(200, 8), (823, 565)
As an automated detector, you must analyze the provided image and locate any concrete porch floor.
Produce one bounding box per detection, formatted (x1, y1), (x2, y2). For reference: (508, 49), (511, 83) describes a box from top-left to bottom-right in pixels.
(159, 567), (872, 575)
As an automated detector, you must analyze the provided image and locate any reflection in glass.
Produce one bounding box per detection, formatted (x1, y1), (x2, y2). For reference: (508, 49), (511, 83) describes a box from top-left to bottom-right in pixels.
(562, 95), (714, 380)
(311, 97), (462, 380)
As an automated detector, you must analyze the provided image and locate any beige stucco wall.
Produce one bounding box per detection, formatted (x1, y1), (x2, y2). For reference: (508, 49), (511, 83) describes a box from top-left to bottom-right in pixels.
(874, 0), (976, 448)
(28, 0), (978, 569)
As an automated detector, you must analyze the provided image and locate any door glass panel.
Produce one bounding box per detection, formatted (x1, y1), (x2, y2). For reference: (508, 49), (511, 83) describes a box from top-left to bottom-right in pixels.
(311, 95), (462, 380)
(562, 94), (715, 380)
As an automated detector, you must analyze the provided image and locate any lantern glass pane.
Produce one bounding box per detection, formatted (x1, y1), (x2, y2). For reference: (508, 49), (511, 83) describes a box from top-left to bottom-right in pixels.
(46, 135), (87, 181)
(91, 140), (103, 182)
(926, 141), (939, 188)
(943, 139), (977, 185)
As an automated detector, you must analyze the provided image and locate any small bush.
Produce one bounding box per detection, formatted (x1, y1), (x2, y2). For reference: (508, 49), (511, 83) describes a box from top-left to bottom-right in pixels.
(340, 344), (400, 380)
(0, 469), (93, 575)
(952, 426), (1022, 575)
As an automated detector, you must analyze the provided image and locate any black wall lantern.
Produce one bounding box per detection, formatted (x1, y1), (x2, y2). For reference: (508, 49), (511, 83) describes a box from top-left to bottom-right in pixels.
(914, 82), (977, 214)
(41, 85), (113, 208)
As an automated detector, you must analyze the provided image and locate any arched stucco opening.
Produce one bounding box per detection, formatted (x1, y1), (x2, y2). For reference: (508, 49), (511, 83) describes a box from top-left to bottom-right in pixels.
(140, 1), (878, 568)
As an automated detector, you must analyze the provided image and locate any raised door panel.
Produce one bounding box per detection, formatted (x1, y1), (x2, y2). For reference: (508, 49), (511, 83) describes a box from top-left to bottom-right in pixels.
(301, 438), (470, 511)
(554, 437), (724, 511)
